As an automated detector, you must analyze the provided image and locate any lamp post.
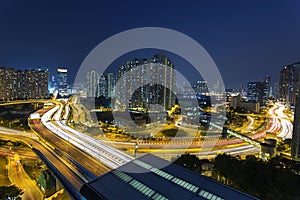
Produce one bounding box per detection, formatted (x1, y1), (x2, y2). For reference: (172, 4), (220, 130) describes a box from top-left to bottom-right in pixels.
(134, 143), (138, 158)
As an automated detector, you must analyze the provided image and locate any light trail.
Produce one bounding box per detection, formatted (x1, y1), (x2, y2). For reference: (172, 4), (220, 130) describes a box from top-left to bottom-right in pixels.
(246, 116), (254, 132)
(273, 103), (293, 140)
(0, 126), (38, 139)
(41, 104), (133, 169)
(42, 100), (297, 162)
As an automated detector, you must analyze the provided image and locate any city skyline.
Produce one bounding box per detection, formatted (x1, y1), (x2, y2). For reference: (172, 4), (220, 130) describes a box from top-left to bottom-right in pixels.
(0, 58), (290, 101)
(0, 1), (299, 89)
(1, 1), (300, 200)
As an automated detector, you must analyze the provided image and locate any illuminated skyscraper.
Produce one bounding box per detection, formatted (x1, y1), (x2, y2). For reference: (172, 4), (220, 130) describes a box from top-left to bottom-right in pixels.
(292, 94), (300, 160)
(194, 81), (209, 95)
(106, 73), (115, 98)
(115, 53), (176, 110)
(279, 62), (300, 107)
(247, 81), (267, 106)
(265, 75), (271, 97)
(86, 71), (115, 99)
(22, 69), (49, 99)
(87, 70), (99, 98)
(57, 68), (68, 96)
(0, 67), (48, 100)
(0, 67), (15, 100)
(272, 83), (279, 99)
(97, 73), (107, 98)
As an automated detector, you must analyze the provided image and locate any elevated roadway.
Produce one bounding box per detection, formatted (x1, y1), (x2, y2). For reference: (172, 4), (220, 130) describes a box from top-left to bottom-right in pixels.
(29, 106), (111, 177)
(0, 133), (84, 192)
(39, 104), (133, 169)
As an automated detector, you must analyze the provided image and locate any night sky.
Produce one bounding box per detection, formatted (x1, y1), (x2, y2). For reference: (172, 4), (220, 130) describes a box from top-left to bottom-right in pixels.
(0, 0), (300, 89)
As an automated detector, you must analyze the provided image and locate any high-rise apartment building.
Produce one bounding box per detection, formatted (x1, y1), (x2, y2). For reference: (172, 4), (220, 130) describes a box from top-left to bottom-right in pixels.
(106, 73), (115, 99)
(265, 75), (271, 97)
(96, 73), (107, 98)
(273, 83), (279, 99)
(57, 68), (68, 96)
(24, 69), (49, 99)
(86, 54), (175, 110)
(48, 75), (57, 93)
(115, 53), (176, 110)
(0, 67), (49, 100)
(279, 62), (300, 107)
(0, 67), (15, 100)
(87, 70), (99, 98)
(193, 81), (209, 95)
(292, 94), (300, 160)
(86, 71), (115, 99)
(247, 81), (267, 106)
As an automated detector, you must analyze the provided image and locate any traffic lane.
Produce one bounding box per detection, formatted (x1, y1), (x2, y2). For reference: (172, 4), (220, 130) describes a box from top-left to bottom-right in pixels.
(5, 135), (84, 190)
(7, 158), (43, 200)
(29, 119), (110, 176)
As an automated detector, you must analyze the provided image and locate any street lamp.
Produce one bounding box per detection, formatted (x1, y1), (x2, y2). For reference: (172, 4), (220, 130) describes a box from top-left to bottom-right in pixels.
(134, 143), (138, 158)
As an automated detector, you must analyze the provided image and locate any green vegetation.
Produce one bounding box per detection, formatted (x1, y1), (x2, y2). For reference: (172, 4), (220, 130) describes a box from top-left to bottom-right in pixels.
(0, 140), (25, 148)
(161, 128), (178, 137)
(38, 169), (56, 197)
(22, 163), (42, 181)
(276, 139), (292, 152)
(214, 154), (300, 200)
(86, 127), (104, 136)
(226, 109), (248, 128)
(157, 126), (188, 137)
(0, 185), (23, 200)
(0, 157), (10, 186)
(225, 108), (267, 134)
(0, 103), (43, 130)
(174, 153), (300, 200)
(172, 153), (208, 174)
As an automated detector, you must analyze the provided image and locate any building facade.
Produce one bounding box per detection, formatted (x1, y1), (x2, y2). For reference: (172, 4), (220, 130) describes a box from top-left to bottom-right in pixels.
(57, 68), (68, 96)
(87, 70), (99, 98)
(193, 81), (209, 95)
(86, 54), (176, 110)
(86, 71), (115, 99)
(0, 67), (15, 100)
(115, 53), (176, 110)
(106, 73), (115, 99)
(97, 73), (107, 97)
(0, 67), (49, 100)
(265, 75), (271, 97)
(292, 94), (300, 160)
(230, 95), (260, 113)
(247, 81), (267, 106)
(279, 62), (300, 107)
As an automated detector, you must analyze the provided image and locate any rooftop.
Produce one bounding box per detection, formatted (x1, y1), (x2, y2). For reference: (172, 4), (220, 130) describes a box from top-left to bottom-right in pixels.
(80, 154), (260, 200)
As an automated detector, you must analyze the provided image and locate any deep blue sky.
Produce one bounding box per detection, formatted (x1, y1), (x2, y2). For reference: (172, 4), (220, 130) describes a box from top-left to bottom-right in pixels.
(0, 0), (300, 88)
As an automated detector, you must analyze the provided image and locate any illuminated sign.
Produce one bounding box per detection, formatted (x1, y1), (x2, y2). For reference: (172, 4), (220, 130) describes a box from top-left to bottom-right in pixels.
(57, 68), (68, 73)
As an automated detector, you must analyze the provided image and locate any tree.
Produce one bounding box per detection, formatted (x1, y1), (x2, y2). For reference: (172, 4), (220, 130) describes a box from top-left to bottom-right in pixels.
(0, 185), (23, 200)
(213, 153), (300, 199)
(173, 153), (207, 173)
